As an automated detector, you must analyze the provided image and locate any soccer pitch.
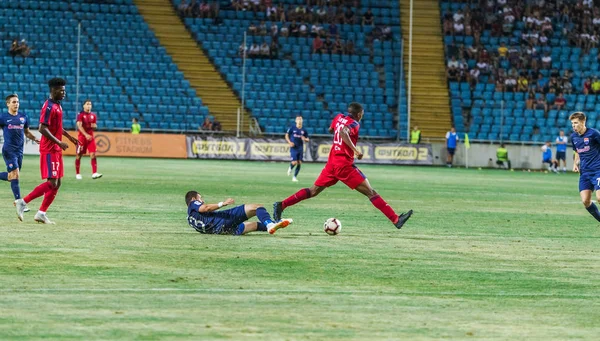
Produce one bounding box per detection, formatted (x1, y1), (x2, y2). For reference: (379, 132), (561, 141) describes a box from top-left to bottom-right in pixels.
(1, 156), (599, 340)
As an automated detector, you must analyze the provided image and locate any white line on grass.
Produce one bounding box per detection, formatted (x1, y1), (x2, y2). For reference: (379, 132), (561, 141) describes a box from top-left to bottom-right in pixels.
(0, 288), (598, 298)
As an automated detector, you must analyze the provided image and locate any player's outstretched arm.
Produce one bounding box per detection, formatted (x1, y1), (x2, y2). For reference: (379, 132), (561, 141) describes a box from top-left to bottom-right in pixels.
(62, 130), (79, 146)
(24, 128), (40, 144)
(198, 198), (235, 213)
(340, 126), (363, 159)
(573, 152), (580, 173)
(40, 124), (68, 150)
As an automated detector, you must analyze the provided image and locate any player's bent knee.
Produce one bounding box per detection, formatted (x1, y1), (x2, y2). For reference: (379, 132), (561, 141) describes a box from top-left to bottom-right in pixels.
(583, 199), (592, 207)
(7, 171), (19, 181)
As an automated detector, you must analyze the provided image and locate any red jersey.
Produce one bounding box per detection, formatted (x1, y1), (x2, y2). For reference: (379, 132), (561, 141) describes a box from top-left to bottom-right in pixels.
(76, 111), (97, 137)
(39, 99), (64, 153)
(328, 113), (360, 166)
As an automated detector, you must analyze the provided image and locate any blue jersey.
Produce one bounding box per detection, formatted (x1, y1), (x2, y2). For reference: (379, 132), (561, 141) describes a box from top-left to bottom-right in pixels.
(542, 146), (552, 161)
(446, 131), (458, 148)
(572, 128), (600, 174)
(555, 136), (568, 152)
(187, 200), (248, 235)
(0, 112), (29, 154)
(287, 125), (308, 150)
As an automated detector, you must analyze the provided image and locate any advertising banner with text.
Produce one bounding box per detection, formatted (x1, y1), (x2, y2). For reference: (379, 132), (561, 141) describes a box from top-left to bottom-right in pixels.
(186, 135), (433, 165)
(63, 131), (187, 158)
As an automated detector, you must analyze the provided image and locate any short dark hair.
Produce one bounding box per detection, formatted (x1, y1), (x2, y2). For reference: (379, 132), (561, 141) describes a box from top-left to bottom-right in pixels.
(569, 112), (586, 121)
(5, 94), (18, 102)
(348, 102), (363, 115)
(500, 143), (505, 148)
(185, 191), (199, 206)
(83, 99), (92, 106)
(48, 77), (66, 88)
(132, 117), (139, 123)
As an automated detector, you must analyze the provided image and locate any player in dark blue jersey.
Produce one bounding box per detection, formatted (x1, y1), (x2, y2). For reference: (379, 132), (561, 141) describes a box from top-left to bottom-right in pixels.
(285, 116), (309, 182)
(185, 190), (293, 235)
(0, 94), (39, 206)
(570, 112), (600, 222)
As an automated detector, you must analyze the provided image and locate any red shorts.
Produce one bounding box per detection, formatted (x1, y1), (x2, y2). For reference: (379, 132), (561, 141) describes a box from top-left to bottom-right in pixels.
(77, 135), (97, 154)
(40, 152), (64, 179)
(314, 163), (366, 190)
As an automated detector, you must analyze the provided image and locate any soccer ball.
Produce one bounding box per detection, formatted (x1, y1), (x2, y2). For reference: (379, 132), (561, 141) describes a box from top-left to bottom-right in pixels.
(323, 218), (342, 235)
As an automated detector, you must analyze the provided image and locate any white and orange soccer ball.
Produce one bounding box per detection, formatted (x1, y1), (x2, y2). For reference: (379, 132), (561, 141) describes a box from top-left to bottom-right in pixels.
(323, 218), (342, 235)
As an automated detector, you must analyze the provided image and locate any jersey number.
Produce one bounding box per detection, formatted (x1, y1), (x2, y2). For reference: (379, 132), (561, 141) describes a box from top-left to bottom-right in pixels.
(51, 162), (60, 171)
(333, 123), (344, 151)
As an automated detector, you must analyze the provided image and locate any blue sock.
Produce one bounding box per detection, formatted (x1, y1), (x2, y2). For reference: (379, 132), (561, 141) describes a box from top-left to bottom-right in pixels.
(294, 164), (301, 177)
(0, 172), (8, 181)
(256, 207), (274, 225)
(256, 222), (267, 231)
(586, 203), (600, 222)
(289, 163), (296, 170)
(10, 179), (20, 199)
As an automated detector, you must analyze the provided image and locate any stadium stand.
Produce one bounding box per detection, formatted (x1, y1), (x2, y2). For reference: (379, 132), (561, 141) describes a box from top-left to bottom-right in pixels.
(174, 0), (407, 138)
(441, 0), (600, 142)
(0, 0), (207, 132)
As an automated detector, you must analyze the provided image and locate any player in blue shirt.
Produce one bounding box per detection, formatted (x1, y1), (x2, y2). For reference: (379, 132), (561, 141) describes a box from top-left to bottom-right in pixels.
(555, 130), (568, 173)
(570, 112), (600, 222)
(185, 190), (293, 235)
(285, 116), (309, 182)
(445, 127), (459, 167)
(0, 94), (39, 207)
(541, 141), (558, 173)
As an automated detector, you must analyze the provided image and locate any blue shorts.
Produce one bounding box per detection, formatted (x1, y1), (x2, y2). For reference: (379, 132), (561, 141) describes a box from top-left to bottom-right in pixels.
(209, 204), (249, 235)
(543, 158), (552, 164)
(290, 148), (303, 162)
(579, 172), (600, 192)
(556, 151), (566, 161)
(2, 151), (23, 172)
(447, 147), (456, 156)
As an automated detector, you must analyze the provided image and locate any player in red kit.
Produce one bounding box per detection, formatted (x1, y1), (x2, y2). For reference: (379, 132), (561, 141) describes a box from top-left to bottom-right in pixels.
(75, 99), (102, 180)
(271, 102), (413, 233)
(15, 78), (79, 224)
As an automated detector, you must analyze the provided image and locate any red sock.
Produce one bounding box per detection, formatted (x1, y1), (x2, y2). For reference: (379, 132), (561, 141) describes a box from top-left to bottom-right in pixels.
(370, 194), (399, 223)
(75, 159), (81, 174)
(23, 182), (53, 204)
(91, 158), (97, 173)
(282, 188), (311, 209)
(40, 187), (59, 212)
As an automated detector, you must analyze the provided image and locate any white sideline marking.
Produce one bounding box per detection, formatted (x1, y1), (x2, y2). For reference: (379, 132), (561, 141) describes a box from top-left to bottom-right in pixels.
(0, 288), (597, 298)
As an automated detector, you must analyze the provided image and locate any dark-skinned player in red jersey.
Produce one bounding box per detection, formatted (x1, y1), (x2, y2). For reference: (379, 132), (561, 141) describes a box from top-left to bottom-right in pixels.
(271, 102), (413, 233)
(15, 78), (78, 224)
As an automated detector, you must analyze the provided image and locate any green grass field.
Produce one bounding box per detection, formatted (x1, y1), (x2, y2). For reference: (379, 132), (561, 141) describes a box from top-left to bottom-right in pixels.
(1, 156), (600, 340)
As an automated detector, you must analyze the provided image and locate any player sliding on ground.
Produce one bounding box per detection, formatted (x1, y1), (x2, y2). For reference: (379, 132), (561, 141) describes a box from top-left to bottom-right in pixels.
(185, 191), (293, 235)
(570, 111), (600, 223)
(272, 102), (413, 231)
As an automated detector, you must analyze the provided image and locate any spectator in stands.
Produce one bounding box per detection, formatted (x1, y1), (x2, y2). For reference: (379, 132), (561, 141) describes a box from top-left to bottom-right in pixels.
(202, 117), (213, 130)
(190, 0), (200, 17)
(258, 21), (267, 35)
(497, 42), (508, 59)
(517, 73), (529, 92)
(504, 73), (517, 92)
(178, 1), (190, 16)
(312, 35), (324, 54)
(592, 77), (600, 94)
(279, 4), (288, 22)
(332, 37), (343, 54)
(9, 39), (30, 59)
(469, 67), (480, 89)
(231, 0), (244, 11)
(280, 23), (289, 37)
(344, 7), (355, 24)
(323, 37), (334, 54)
(447, 56), (459, 69)
(345, 40), (355, 55)
(260, 42), (270, 58)
(316, 6), (327, 23)
(211, 0), (220, 20)
(249, 43), (260, 57)
(329, 22), (338, 36)
(443, 15), (454, 35)
(583, 77), (592, 95)
(541, 51), (552, 69)
(294, 5), (307, 21)
(199, 1), (211, 18)
(270, 23), (279, 37)
(299, 22), (308, 36)
(289, 21), (299, 36)
(310, 23), (321, 37)
(270, 41), (279, 58)
(381, 25), (392, 40)
(526, 91), (536, 109)
(362, 9), (374, 27)
(553, 93), (567, 110)
(212, 119), (222, 131)
(535, 94), (548, 113)
(266, 4), (278, 20)
(248, 22), (257, 35)
(562, 77), (574, 94)
(249, 0), (261, 13)
(238, 43), (247, 57)
(131, 118), (141, 134)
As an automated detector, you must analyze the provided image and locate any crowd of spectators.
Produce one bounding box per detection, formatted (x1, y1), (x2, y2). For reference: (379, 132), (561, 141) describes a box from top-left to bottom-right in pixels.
(201, 116), (222, 131)
(178, 0), (220, 19)
(444, 0), (600, 113)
